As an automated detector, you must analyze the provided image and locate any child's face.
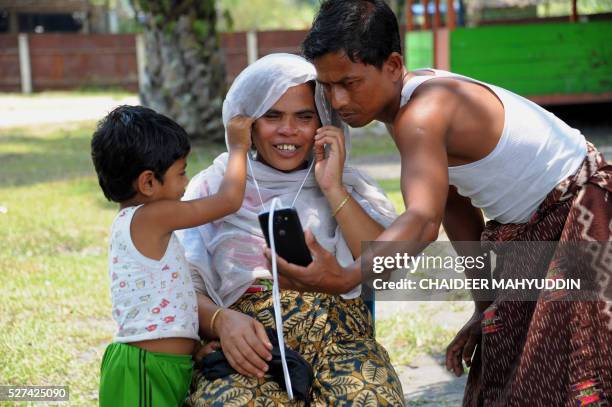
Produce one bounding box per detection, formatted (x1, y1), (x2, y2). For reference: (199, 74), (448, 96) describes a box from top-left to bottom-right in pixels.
(252, 83), (320, 172)
(156, 157), (189, 200)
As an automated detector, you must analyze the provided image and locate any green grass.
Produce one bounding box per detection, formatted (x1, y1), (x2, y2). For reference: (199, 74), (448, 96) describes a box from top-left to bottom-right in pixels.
(0, 121), (425, 404)
(0, 122), (114, 405)
(377, 179), (405, 213)
(376, 302), (469, 368)
(350, 133), (398, 158)
(377, 312), (456, 366)
(0, 121), (224, 405)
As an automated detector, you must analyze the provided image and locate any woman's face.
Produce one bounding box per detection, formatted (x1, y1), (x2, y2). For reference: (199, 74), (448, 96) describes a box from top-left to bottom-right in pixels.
(252, 83), (320, 172)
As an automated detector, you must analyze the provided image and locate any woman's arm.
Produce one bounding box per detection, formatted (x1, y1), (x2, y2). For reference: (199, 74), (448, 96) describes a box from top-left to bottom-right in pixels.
(314, 126), (385, 257)
(195, 292), (273, 378)
(324, 186), (385, 257)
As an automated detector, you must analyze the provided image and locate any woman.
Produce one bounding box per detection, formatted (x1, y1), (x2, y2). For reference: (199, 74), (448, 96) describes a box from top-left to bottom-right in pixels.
(180, 53), (404, 406)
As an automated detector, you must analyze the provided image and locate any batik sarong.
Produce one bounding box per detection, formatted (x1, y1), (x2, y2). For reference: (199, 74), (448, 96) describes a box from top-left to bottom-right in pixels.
(187, 290), (405, 406)
(464, 143), (612, 406)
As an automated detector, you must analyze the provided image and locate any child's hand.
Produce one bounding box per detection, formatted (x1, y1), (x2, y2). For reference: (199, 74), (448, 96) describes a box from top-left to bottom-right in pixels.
(227, 115), (254, 152)
(193, 340), (221, 364)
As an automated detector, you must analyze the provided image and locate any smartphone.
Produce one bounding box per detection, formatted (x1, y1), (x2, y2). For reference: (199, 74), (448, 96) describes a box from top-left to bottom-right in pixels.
(258, 208), (313, 267)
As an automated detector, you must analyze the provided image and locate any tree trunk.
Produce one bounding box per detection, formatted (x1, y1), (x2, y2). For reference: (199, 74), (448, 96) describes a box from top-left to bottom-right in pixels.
(133, 0), (226, 142)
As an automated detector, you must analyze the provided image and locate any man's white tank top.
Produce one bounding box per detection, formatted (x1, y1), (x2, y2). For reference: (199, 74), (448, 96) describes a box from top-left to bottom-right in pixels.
(400, 69), (587, 224)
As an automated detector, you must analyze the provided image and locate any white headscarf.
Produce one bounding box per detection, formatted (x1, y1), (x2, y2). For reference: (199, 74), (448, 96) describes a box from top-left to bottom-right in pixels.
(179, 53), (396, 307)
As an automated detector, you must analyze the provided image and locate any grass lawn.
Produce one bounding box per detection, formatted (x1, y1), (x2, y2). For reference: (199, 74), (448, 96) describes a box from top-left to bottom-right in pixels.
(0, 120), (448, 404)
(350, 130), (398, 159)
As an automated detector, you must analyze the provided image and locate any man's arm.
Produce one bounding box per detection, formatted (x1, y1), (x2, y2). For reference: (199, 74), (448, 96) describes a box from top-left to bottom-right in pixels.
(443, 185), (492, 311)
(443, 185), (493, 377)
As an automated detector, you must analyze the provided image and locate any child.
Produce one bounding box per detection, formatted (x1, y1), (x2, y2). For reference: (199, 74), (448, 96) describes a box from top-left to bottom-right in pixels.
(91, 105), (252, 406)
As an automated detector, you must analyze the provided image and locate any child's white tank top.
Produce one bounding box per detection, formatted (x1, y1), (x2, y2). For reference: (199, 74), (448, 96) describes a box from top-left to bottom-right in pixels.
(108, 205), (199, 343)
(400, 69), (587, 224)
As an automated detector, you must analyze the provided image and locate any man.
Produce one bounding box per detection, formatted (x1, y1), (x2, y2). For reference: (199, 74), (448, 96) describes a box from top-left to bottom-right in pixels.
(267, 0), (612, 405)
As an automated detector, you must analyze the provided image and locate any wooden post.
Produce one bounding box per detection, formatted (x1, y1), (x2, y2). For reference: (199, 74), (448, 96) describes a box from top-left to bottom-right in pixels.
(406, 0), (414, 32)
(433, 0), (441, 28)
(8, 11), (18, 33)
(246, 30), (258, 65)
(136, 34), (147, 94)
(17, 34), (32, 93)
(447, 0), (456, 30)
(433, 0), (440, 68)
(570, 0), (578, 22)
(423, 0), (431, 30)
(18, 34), (32, 94)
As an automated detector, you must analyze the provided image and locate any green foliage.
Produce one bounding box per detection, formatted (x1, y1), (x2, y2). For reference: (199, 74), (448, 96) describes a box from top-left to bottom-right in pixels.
(128, 0), (317, 32)
(193, 19), (211, 38)
(538, 0), (612, 17)
(218, 0), (316, 31)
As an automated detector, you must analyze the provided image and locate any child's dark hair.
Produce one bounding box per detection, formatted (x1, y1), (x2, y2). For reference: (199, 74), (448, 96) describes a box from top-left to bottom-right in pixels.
(302, 0), (401, 69)
(91, 105), (190, 202)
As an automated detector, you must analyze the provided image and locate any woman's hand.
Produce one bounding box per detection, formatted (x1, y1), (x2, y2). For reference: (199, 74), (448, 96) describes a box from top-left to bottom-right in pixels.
(314, 126), (346, 195)
(214, 308), (273, 378)
(445, 309), (483, 377)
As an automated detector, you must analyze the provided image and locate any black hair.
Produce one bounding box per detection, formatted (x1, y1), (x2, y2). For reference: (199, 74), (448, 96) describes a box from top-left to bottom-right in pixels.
(302, 0), (401, 69)
(90, 105), (190, 202)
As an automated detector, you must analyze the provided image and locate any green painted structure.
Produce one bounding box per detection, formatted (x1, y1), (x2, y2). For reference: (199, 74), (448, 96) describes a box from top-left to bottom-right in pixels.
(406, 30), (433, 70)
(451, 21), (612, 97)
(405, 20), (612, 102)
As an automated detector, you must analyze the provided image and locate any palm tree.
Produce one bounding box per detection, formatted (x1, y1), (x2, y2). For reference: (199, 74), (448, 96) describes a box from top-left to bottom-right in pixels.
(131, 0), (225, 141)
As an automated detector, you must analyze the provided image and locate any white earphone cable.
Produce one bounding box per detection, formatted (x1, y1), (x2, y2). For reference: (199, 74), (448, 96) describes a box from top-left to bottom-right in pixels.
(268, 197), (293, 400)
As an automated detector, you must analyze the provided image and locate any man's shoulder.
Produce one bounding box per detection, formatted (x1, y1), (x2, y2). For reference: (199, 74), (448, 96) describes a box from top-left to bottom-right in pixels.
(395, 84), (458, 129)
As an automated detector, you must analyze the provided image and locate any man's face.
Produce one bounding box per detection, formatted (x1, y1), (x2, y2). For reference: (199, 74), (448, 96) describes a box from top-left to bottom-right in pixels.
(314, 51), (397, 127)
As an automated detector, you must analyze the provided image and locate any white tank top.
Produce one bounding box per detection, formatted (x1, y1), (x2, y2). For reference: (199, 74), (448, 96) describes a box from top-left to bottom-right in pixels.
(400, 69), (587, 224)
(108, 205), (199, 343)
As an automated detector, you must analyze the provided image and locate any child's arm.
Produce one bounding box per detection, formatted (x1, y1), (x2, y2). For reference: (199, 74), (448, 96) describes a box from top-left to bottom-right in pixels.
(139, 116), (253, 234)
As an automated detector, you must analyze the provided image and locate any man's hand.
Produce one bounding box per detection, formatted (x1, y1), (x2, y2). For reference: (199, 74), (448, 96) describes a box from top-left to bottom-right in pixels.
(214, 309), (273, 378)
(264, 230), (360, 294)
(445, 310), (483, 377)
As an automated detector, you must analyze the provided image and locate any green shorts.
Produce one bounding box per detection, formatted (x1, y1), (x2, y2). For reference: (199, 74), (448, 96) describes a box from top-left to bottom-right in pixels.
(99, 342), (193, 407)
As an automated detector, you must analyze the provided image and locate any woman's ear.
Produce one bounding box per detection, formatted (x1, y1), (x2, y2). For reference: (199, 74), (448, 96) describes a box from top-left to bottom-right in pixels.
(135, 170), (157, 197)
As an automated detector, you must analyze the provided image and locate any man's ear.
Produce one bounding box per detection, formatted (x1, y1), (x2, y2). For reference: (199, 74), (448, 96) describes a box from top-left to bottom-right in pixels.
(384, 52), (404, 82)
(135, 170), (157, 197)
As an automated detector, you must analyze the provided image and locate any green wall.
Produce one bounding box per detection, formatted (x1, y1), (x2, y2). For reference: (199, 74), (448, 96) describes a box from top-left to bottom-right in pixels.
(450, 21), (612, 96)
(405, 31), (433, 70)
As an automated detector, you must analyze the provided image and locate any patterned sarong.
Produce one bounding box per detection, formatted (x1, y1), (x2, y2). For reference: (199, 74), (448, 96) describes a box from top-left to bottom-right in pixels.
(464, 143), (612, 406)
(187, 290), (405, 406)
